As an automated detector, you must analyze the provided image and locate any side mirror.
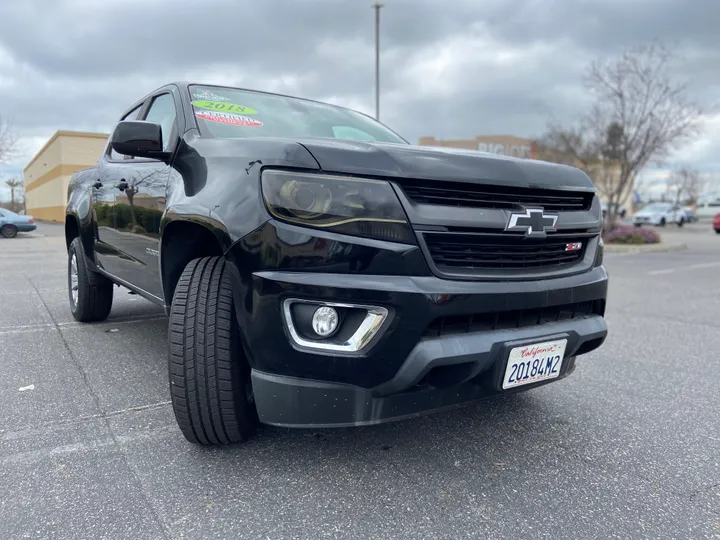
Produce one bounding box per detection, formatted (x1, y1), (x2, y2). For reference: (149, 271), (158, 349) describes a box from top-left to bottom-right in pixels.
(110, 121), (170, 161)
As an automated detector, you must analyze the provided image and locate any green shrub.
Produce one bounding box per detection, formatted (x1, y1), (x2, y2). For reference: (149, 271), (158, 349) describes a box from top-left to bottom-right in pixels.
(92, 203), (162, 234)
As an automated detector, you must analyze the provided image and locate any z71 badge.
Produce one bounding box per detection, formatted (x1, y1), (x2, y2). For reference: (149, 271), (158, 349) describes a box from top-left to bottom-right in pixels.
(565, 242), (583, 252)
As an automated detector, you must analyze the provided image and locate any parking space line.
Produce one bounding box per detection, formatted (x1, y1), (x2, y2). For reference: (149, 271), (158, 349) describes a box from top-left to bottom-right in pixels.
(1, 423), (178, 467)
(647, 261), (720, 276)
(57, 314), (167, 328)
(0, 289), (67, 295)
(0, 401), (173, 441)
(0, 314), (167, 335)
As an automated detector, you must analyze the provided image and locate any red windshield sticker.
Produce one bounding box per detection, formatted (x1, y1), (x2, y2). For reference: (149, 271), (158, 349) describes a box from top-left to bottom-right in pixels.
(196, 110), (263, 127)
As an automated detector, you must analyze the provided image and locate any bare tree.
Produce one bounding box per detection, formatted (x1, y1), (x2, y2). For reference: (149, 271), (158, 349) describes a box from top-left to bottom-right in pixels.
(0, 115), (18, 164)
(536, 123), (627, 212)
(667, 167), (705, 205)
(539, 42), (704, 227)
(117, 168), (167, 229)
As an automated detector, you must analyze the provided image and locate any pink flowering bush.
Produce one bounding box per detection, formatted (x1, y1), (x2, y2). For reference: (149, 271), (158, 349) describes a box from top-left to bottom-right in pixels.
(604, 225), (661, 244)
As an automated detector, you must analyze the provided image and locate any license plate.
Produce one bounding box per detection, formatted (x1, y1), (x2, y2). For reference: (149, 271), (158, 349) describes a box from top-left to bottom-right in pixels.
(502, 339), (567, 390)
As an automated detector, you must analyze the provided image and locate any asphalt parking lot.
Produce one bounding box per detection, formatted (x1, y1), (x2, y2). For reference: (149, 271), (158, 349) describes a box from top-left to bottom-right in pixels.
(1, 222), (719, 540)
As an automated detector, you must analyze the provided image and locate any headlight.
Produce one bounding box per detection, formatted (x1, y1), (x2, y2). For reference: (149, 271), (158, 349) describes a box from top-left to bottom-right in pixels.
(261, 170), (415, 243)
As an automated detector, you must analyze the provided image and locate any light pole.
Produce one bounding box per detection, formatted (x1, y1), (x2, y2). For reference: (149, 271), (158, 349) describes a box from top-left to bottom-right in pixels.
(373, 2), (383, 120)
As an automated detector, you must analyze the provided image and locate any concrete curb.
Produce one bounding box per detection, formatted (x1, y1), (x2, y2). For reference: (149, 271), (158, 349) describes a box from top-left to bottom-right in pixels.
(604, 242), (687, 254)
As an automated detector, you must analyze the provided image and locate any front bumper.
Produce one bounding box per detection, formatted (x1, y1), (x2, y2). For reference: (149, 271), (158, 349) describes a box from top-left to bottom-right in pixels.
(252, 315), (607, 427)
(632, 216), (655, 225)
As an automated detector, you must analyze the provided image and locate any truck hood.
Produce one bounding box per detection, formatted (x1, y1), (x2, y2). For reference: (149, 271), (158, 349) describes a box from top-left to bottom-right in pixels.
(293, 138), (596, 192)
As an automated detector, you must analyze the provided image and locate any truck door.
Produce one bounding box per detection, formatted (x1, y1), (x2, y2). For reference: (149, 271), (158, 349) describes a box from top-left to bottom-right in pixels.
(97, 92), (178, 301)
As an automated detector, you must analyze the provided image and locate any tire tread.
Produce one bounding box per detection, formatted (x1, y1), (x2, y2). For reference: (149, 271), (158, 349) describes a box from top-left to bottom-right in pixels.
(69, 237), (113, 322)
(168, 256), (256, 445)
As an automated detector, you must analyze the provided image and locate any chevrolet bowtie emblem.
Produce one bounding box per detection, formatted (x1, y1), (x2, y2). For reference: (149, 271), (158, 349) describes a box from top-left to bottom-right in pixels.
(505, 208), (558, 237)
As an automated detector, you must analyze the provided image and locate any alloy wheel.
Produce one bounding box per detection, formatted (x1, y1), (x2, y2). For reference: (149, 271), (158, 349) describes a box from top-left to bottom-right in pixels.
(69, 253), (79, 307)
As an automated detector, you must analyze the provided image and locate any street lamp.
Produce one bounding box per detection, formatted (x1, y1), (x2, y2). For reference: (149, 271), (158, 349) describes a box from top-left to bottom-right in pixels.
(372, 1), (384, 120)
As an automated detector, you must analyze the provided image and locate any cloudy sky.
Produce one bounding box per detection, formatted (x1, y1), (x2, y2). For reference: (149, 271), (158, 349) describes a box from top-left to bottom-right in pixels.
(1, 0), (718, 201)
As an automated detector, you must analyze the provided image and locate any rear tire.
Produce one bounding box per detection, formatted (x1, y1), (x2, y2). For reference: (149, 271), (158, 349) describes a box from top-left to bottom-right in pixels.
(1, 224), (18, 238)
(68, 237), (114, 322)
(715, 229), (720, 235)
(659, 218), (666, 227)
(677, 218), (684, 227)
(168, 257), (258, 445)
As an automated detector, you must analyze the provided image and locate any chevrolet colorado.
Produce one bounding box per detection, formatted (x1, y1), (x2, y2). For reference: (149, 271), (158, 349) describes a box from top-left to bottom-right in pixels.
(65, 83), (608, 445)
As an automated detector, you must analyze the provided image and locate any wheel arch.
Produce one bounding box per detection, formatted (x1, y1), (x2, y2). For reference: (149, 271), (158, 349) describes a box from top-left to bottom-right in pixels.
(159, 217), (230, 310)
(1, 222), (18, 237)
(65, 213), (80, 250)
(65, 211), (97, 264)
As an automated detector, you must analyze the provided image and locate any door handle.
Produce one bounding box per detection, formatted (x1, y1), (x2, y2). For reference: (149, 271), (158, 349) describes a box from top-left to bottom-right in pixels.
(115, 180), (128, 191)
(93, 181), (103, 189)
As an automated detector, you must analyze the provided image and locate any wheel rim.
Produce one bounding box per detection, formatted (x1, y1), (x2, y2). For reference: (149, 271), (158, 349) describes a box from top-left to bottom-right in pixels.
(70, 253), (79, 307)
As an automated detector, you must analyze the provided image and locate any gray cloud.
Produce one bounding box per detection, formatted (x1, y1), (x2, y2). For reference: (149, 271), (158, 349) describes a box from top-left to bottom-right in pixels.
(0, 0), (719, 200)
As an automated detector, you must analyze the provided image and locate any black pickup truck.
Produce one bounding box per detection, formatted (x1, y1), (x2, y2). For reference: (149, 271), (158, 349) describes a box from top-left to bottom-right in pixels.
(65, 83), (608, 445)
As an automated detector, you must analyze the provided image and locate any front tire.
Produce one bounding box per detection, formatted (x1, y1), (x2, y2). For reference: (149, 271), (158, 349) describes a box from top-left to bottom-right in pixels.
(168, 257), (258, 445)
(68, 237), (114, 322)
(659, 218), (666, 227)
(1, 224), (18, 238)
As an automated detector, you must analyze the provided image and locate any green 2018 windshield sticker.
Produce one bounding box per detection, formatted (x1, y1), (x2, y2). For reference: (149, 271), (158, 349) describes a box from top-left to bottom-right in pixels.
(192, 100), (257, 115)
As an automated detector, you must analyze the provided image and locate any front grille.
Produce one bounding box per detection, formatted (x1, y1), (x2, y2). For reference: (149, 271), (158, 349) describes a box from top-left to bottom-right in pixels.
(424, 300), (605, 338)
(397, 180), (593, 212)
(423, 231), (591, 271)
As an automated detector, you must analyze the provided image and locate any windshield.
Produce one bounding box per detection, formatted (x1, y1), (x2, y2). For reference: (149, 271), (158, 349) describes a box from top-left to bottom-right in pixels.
(644, 203), (672, 211)
(189, 85), (406, 144)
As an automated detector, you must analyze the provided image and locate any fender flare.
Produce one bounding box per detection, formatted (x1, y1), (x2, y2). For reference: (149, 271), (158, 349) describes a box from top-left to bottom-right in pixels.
(160, 204), (233, 253)
(158, 204), (238, 310)
(66, 207), (98, 270)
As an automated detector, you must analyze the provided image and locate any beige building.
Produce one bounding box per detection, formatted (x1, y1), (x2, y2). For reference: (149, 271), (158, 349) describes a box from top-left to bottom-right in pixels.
(23, 131), (109, 222)
(419, 135), (538, 160)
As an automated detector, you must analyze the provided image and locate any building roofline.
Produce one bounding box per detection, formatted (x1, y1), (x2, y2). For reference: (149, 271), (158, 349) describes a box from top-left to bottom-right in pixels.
(24, 130), (109, 173)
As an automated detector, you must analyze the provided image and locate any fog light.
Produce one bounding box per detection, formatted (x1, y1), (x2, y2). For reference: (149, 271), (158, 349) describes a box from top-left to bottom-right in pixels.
(312, 306), (339, 337)
(282, 299), (389, 352)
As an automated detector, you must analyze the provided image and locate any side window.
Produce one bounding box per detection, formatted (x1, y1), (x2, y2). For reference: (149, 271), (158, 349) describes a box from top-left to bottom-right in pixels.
(142, 93), (177, 152)
(109, 104), (144, 161)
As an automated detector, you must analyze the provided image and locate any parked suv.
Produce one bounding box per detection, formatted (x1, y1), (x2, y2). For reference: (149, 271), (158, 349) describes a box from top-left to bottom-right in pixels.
(65, 83), (608, 445)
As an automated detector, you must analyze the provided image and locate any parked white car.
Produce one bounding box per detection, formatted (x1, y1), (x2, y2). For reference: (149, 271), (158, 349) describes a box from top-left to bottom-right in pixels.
(632, 202), (686, 227)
